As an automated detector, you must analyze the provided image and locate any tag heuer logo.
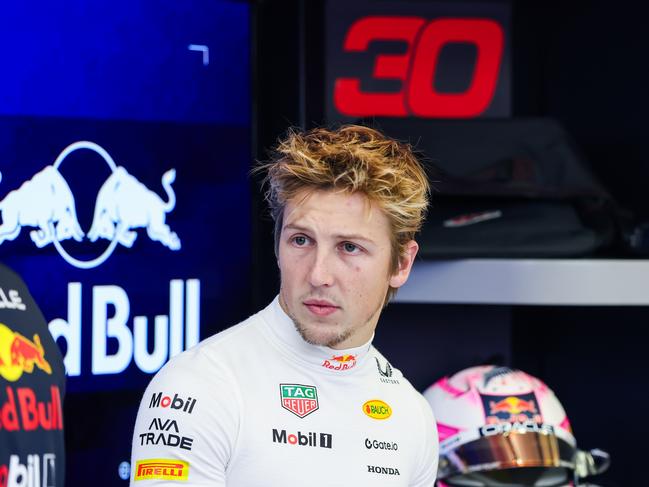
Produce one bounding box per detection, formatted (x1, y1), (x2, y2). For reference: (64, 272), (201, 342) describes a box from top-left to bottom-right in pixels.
(280, 384), (319, 418)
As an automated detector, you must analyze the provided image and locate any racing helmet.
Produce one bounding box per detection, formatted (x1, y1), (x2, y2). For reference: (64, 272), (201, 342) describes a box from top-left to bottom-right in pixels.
(423, 366), (609, 487)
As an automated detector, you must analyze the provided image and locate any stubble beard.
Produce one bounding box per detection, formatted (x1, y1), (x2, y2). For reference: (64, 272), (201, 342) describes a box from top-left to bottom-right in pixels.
(284, 295), (383, 349)
(292, 315), (353, 348)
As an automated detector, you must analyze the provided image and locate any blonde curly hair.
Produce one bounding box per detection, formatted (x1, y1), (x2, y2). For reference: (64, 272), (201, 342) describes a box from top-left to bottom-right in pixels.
(259, 124), (430, 302)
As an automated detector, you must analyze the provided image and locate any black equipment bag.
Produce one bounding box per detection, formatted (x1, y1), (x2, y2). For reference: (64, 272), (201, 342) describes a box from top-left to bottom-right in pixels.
(367, 117), (620, 258)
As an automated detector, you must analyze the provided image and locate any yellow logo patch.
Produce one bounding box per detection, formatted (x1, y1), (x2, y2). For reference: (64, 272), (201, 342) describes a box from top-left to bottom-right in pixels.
(0, 322), (52, 382)
(363, 399), (392, 420)
(134, 459), (189, 481)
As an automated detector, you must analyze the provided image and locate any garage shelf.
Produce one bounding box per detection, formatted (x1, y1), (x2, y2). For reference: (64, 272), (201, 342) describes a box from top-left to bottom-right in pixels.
(393, 259), (649, 306)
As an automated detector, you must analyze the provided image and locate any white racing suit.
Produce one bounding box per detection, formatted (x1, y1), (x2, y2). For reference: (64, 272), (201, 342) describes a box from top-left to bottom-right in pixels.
(130, 297), (438, 486)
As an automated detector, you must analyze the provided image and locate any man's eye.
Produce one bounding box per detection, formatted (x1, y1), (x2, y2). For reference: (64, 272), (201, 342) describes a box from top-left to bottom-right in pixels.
(293, 235), (308, 246)
(342, 242), (359, 253)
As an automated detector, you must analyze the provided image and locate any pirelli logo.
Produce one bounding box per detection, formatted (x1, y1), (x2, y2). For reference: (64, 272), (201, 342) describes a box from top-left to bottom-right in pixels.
(134, 459), (189, 481)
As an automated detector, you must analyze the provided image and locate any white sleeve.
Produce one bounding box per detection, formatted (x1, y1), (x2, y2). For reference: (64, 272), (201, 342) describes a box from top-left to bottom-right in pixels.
(130, 348), (241, 486)
(410, 392), (439, 487)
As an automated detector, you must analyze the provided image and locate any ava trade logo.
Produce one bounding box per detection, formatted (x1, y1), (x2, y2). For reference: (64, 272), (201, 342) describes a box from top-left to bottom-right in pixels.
(280, 384), (319, 419)
(0, 141), (181, 269)
(138, 417), (194, 451)
(321, 354), (356, 371)
(0, 323), (52, 382)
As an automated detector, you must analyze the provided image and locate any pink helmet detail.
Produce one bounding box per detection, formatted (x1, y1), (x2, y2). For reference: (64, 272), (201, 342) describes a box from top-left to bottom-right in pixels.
(424, 365), (571, 436)
(423, 366), (608, 486)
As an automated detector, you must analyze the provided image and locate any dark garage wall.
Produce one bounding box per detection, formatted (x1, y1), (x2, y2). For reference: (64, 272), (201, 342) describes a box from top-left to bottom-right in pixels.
(254, 2), (649, 485)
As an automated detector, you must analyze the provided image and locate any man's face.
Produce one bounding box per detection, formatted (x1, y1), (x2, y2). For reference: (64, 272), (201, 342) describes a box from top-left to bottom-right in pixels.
(278, 189), (417, 349)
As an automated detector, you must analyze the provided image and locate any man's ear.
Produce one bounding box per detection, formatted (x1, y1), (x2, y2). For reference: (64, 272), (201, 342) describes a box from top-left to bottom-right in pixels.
(388, 240), (419, 289)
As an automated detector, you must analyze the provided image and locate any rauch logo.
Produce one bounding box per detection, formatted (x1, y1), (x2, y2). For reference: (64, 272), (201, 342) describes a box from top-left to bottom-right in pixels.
(363, 399), (392, 420)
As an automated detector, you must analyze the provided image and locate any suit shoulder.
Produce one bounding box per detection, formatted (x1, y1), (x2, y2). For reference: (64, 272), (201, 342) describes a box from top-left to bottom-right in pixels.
(154, 310), (263, 379)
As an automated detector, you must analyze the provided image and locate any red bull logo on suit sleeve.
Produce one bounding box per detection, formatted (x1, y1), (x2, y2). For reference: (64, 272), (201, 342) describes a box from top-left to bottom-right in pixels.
(0, 323), (52, 382)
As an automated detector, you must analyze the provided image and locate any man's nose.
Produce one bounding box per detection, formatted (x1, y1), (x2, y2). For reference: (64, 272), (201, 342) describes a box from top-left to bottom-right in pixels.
(308, 248), (335, 287)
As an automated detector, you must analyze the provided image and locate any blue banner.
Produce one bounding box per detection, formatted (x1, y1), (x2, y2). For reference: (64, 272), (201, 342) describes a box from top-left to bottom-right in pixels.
(0, 1), (251, 484)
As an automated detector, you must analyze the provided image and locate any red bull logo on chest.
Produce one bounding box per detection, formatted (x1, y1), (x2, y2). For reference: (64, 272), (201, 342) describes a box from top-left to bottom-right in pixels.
(321, 354), (357, 371)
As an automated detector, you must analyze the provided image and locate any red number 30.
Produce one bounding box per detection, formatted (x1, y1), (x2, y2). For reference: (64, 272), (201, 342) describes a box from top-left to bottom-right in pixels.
(334, 16), (504, 118)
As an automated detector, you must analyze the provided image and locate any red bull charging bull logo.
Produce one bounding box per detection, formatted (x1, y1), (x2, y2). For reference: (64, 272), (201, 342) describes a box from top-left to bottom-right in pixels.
(0, 140), (181, 269)
(481, 392), (542, 424)
(321, 354), (357, 371)
(0, 323), (52, 382)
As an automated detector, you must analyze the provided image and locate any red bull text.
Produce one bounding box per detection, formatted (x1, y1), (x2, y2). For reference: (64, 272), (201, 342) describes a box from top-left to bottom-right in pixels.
(321, 354), (357, 371)
(1, 386), (63, 432)
(48, 280), (200, 377)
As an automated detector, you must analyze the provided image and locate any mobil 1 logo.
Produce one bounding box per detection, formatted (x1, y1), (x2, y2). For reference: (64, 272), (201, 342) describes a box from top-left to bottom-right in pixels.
(272, 429), (333, 449)
(149, 392), (197, 414)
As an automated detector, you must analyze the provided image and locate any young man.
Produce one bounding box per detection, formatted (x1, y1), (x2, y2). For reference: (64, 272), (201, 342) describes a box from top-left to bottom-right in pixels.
(130, 125), (438, 486)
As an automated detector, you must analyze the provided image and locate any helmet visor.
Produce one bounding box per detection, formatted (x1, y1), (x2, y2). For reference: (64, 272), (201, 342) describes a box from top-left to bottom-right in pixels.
(439, 429), (576, 483)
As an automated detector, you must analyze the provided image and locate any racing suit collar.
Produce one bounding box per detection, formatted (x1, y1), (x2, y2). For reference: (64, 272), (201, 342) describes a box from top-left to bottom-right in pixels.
(261, 296), (373, 374)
